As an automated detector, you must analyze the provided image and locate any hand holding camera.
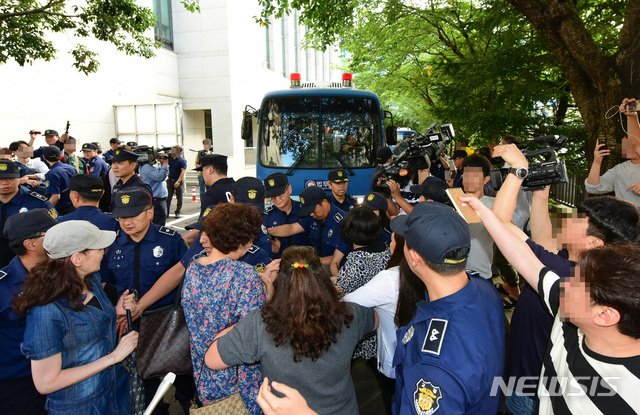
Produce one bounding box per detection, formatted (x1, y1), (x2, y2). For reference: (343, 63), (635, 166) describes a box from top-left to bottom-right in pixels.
(621, 98), (638, 117)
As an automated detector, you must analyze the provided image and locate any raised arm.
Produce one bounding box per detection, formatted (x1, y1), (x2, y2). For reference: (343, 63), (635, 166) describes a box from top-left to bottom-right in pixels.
(529, 187), (555, 251)
(387, 179), (413, 214)
(268, 222), (304, 238)
(490, 144), (528, 223)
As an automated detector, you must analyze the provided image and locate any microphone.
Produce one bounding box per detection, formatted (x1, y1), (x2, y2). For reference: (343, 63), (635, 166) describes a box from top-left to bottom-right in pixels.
(143, 372), (176, 415)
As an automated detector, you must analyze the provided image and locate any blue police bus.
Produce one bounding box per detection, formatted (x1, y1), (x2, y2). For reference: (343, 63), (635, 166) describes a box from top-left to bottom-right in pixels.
(242, 73), (396, 196)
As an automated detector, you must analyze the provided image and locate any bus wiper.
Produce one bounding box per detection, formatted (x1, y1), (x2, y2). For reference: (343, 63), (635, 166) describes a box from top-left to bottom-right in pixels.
(286, 146), (314, 176)
(324, 146), (355, 175)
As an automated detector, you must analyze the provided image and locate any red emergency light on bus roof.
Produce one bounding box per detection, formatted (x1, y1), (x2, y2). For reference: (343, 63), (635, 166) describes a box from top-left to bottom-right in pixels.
(290, 73), (301, 87)
(342, 73), (353, 87)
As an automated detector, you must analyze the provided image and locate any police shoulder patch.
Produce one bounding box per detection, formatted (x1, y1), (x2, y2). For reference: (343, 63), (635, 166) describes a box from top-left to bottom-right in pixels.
(422, 318), (448, 355)
(247, 245), (259, 254)
(334, 212), (343, 223)
(30, 192), (49, 202)
(158, 226), (176, 236)
(0, 270), (7, 282)
(413, 379), (443, 415)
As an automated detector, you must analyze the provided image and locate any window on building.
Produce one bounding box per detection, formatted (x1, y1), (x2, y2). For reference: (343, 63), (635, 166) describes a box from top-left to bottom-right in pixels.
(204, 110), (212, 141)
(281, 19), (286, 75)
(153, 0), (173, 49)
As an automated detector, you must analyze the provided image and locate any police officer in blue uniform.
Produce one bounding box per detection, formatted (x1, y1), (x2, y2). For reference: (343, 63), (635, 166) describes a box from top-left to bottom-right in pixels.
(389, 202), (505, 415)
(361, 191), (393, 244)
(268, 185), (351, 276)
(0, 209), (58, 415)
(0, 160), (57, 268)
(196, 153), (235, 216)
(327, 168), (358, 211)
(42, 146), (77, 215)
(109, 149), (152, 207)
(58, 174), (119, 231)
(100, 188), (191, 412)
(263, 172), (311, 257)
(81, 142), (109, 177)
(230, 177), (272, 272)
(103, 138), (121, 162)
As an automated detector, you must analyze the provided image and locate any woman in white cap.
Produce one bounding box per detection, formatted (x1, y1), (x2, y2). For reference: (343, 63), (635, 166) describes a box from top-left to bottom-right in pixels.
(14, 220), (138, 415)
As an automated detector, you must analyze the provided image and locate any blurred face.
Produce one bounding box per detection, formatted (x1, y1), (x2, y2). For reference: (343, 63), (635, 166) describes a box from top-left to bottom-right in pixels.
(111, 160), (136, 178)
(270, 185), (292, 210)
(44, 135), (58, 145)
(82, 149), (97, 160)
(110, 142), (120, 151)
(171, 147), (181, 158)
(0, 178), (20, 196)
(64, 140), (76, 153)
(462, 167), (487, 194)
(310, 200), (331, 221)
(621, 136), (640, 160)
(17, 144), (33, 159)
(203, 140), (211, 150)
(118, 209), (153, 239)
(558, 215), (590, 251)
(559, 269), (593, 326)
(328, 181), (348, 198)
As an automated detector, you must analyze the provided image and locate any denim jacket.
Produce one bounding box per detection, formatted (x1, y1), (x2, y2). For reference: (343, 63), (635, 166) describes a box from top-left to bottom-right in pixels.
(21, 274), (131, 414)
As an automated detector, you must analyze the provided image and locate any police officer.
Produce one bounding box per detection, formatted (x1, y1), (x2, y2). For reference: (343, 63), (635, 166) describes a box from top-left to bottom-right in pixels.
(138, 152), (169, 226)
(0, 209), (58, 415)
(263, 172), (311, 257)
(361, 191), (393, 244)
(58, 174), (119, 231)
(109, 149), (152, 207)
(42, 146), (77, 215)
(29, 129), (66, 162)
(389, 202), (504, 415)
(100, 188), (191, 412)
(104, 138), (122, 162)
(197, 153), (235, 216)
(81, 142), (109, 177)
(268, 185), (351, 276)
(327, 168), (358, 211)
(230, 177), (272, 272)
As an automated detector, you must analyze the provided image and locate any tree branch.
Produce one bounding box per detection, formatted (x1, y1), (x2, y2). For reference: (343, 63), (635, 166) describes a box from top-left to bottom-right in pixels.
(0, 0), (66, 19)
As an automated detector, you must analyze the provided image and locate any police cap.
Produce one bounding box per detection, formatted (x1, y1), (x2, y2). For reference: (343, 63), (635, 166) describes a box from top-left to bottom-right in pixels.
(43, 146), (62, 162)
(298, 186), (328, 217)
(361, 192), (388, 211)
(111, 149), (139, 163)
(70, 174), (104, 194)
(263, 172), (289, 198)
(410, 177), (451, 205)
(3, 208), (58, 242)
(185, 204), (216, 231)
(328, 169), (350, 183)
(0, 160), (20, 179)
(81, 143), (98, 151)
(44, 129), (59, 136)
(111, 188), (153, 218)
(194, 153), (227, 171)
(233, 177), (265, 212)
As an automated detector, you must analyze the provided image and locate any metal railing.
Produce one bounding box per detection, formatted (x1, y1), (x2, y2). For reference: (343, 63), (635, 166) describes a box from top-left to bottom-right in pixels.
(244, 147), (257, 167)
(551, 174), (587, 207)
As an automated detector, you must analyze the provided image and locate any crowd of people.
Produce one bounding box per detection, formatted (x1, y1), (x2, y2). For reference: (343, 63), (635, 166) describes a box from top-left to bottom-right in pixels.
(1, 98), (639, 415)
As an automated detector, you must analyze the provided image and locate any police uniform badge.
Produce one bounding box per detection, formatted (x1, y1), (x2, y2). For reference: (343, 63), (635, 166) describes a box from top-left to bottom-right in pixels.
(367, 194), (374, 201)
(153, 246), (164, 258)
(90, 167), (95, 172)
(300, 196), (305, 205)
(268, 179), (275, 187)
(402, 325), (415, 345)
(121, 194), (130, 204)
(338, 171), (343, 177)
(0, 164), (6, 171)
(203, 207), (212, 218)
(248, 189), (257, 200)
(48, 209), (58, 218)
(262, 224), (268, 234)
(413, 379), (443, 415)
(327, 229), (333, 238)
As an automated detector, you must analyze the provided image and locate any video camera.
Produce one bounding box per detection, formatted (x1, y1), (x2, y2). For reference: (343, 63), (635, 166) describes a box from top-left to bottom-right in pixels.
(491, 134), (568, 191)
(374, 122), (455, 187)
(135, 145), (172, 165)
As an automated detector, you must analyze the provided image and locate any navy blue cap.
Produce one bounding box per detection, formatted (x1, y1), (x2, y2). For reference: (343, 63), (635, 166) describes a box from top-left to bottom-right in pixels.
(111, 149), (139, 163)
(264, 172), (289, 197)
(0, 160), (20, 179)
(233, 177), (265, 211)
(328, 169), (350, 183)
(109, 138), (122, 144)
(410, 177), (451, 205)
(194, 153), (227, 171)
(81, 142), (98, 151)
(43, 129), (59, 136)
(452, 150), (467, 159)
(4, 208), (58, 241)
(298, 186), (328, 217)
(185, 205), (216, 231)
(376, 147), (393, 164)
(43, 146), (62, 162)
(126, 141), (138, 149)
(70, 174), (104, 194)
(361, 192), (388, 211)
(111, 188), (153, 218)
(390, 202), (470, 265)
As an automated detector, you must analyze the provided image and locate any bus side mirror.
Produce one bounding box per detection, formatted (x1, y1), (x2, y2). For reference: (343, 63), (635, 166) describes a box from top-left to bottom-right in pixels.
(385, 126), (397, 145)
(241, 105), (257, 141)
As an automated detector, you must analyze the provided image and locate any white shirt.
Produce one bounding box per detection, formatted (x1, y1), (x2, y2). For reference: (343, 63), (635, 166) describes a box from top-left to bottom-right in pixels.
(25, 158), (49, 180)
(584, 160), (640, 206)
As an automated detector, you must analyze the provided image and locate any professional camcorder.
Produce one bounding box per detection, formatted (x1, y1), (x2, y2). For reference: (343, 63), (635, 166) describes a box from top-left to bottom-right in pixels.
(491, 134), (568, 191)
(375, 122), (455, 187)
(135, 145), (172, 165)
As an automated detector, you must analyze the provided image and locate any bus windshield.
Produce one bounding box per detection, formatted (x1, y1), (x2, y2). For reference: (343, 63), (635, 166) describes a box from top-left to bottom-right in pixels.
(259, 96), (381, 170)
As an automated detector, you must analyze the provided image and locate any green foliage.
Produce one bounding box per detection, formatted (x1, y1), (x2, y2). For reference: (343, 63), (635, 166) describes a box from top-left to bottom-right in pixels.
(0, 0), (199, 75)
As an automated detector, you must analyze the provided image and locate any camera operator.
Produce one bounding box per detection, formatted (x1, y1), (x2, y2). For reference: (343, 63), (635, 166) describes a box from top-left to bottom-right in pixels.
(139, 151), (169, 225)
(585, 98), (640, 206)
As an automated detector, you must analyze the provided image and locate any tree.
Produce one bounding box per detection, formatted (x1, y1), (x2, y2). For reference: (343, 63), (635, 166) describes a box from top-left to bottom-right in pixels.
(0, 0), (199, 75)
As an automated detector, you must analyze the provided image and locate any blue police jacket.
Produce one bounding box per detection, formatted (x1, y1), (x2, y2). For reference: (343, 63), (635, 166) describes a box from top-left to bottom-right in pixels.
(58, 205), (119, 232)
(110, 174), (153, 206)
(300, 204), (351, 258)
(139, 164), (169, 198)
(101, 224), (187, 310)
(263, 200), (311, 258)
(0, 256), (31, 381)
(200, 178), (235, 216)
(44, 162), (76, 211)
(239, 244), (271, 272)
(84, 156), (109, 177)
(327, 192), (358, 211)
(392, 274), (505, 415)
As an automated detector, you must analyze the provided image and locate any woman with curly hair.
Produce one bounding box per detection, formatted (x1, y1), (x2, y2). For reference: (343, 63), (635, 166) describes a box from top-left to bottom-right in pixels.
(205, 245), (378, 415)
(182, 203), (268, 414)
(14, 220), (138, 415)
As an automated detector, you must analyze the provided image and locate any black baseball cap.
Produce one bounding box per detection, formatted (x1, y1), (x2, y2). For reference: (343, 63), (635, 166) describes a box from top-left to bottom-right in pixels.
(376, 147), (393, 164)
(43, 146), (62, 162)
(111, 189), (153, 218)
(233, 177), (265, 212)
(109, 138), (122, 144)
(185, 205), (216, 231)
(44, 129), (59, 136)
(328, 169), (350, 183)
(194, 154), (228, 171)
(111, 149), (139, 163)
(81, 143), (98, 151)
(410, 177), (451, 205)
(298, 186), (328, 217)
(361, 192), (388, 211)
(126, 141), (138, 149)
(4, 208), (58, 242)
(390, 202), (470, 265)
(452, 150), (467, 159)
(70, 174), (104, 194)
(0, 160), (20, 179)
(264, 172), (289, 197)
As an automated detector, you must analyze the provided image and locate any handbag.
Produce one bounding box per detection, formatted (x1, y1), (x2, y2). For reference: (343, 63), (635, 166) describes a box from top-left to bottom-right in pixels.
(135, 280), (193, 379)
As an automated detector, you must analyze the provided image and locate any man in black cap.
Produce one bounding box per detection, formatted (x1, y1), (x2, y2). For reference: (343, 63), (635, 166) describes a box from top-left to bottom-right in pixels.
(104, 138), (122, 162)
(371, 146), (393, 191)
(268, 185), (351, 276)
(0, 209), (58, 415)
(361, 191), (393, 244)
(390, 202), (504, 415)
(42, 146), (77, 215)
(196, 153), (235, 216)
(29, 129), (68, 162)
(58, 174), (119, 231)
(109, 149), (152, 208)
(327, 168), (358, 211)
(0, 160), (57, 268)
(409, 176), (451, 206)
(263, 172), (311, 257)
(451, 149), (467, 188)
(81, 142), (109, 177)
